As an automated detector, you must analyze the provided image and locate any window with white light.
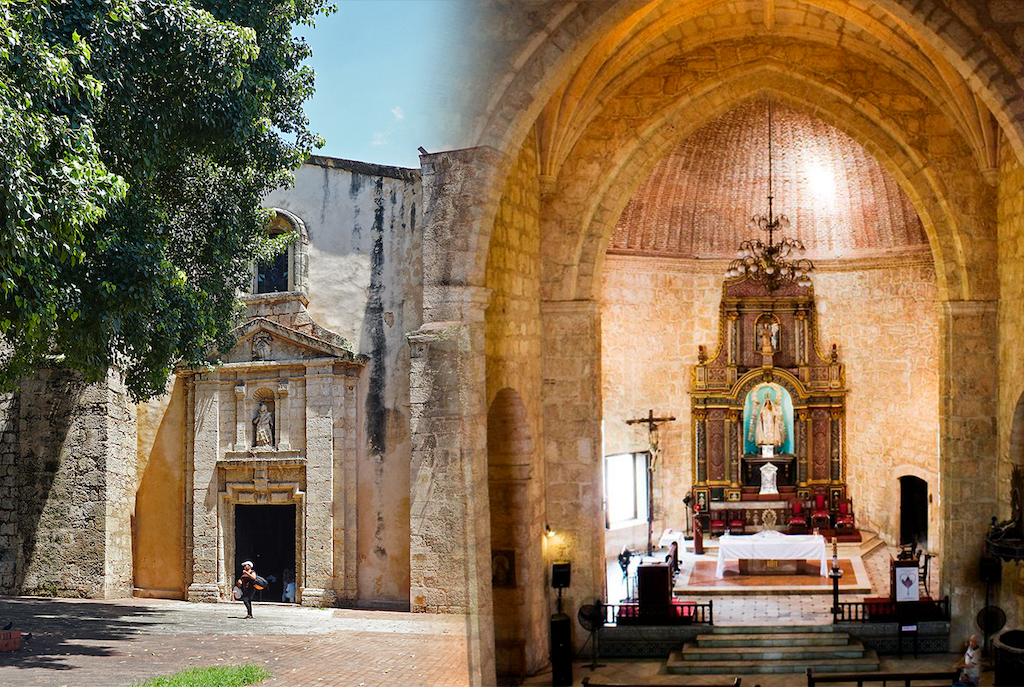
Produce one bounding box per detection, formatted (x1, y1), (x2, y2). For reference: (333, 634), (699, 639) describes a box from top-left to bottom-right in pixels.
(604, 452), (649, 528)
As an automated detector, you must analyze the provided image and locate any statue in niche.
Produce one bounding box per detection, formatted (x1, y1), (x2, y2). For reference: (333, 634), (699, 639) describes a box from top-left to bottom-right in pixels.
(749, 390), (785, 453)
(758, 321), (779, 355)
(252, 333), (273, 361)
(253, 402), (275, 447)
(759, 462), (779, 495)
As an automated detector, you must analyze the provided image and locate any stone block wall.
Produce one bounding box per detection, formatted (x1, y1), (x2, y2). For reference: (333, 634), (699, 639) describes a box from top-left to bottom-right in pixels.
(996, 135), (1024, 628)
(0, 368), (137, 598)
(600, 254), (939, 554)
(484, 130), (546, 676)
(601, 257), (724, 548)
(813, 257), (939, 550)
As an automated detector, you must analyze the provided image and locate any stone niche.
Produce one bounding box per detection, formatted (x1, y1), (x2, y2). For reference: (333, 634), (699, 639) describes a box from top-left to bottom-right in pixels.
(181, 312), (365, 606)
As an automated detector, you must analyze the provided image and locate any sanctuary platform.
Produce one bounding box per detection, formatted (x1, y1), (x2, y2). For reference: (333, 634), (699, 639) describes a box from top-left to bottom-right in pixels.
(608, 531), (883, 604)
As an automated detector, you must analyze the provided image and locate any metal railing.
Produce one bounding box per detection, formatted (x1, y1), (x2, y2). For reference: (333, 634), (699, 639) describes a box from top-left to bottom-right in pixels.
(832, 597), (949, 623)
(602, 599), (713, 626)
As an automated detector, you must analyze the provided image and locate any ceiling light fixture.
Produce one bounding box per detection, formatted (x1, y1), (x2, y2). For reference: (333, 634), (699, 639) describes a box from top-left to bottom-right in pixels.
(726, 101), (814, 290)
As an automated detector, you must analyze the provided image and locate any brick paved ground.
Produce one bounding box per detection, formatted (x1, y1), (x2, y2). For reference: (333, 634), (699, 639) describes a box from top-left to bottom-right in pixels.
(0, 597), (469, 687)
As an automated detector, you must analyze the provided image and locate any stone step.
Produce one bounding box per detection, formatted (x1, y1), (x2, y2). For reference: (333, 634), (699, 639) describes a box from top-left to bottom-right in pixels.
(680, 640), (867, 661)
(706, 624), (840, 634)
(694, 631), (851, 647)
(666, 649), (880, 675)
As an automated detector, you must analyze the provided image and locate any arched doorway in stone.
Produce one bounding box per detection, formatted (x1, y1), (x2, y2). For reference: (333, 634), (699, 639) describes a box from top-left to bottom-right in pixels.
(899, 475), (928, 549)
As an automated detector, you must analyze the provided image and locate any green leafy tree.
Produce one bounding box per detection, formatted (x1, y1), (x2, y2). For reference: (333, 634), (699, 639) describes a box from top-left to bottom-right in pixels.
(0, 0), (328, 400)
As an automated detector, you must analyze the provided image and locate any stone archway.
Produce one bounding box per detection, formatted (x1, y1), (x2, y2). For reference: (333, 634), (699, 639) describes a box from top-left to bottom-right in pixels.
(409, 4), (1024, 682)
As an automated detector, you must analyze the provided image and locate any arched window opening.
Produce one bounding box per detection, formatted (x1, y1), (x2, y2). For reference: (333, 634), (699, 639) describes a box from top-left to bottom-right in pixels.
(257, 216), (293, 294)
(249, 209), (308, 297)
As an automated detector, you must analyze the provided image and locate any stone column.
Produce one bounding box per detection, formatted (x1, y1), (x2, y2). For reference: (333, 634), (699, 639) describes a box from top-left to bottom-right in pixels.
(301, 363), (335, 606)
(234, 382), (246, 450)
(541, 300), (604, 651)
(939, 300), (997, 641)
(187, 372), (221, 602)
(408, 285), (493, 684)
(334, 369), (359, 602)
(408, 145), (507, 687)
(277, 380), (291, 451)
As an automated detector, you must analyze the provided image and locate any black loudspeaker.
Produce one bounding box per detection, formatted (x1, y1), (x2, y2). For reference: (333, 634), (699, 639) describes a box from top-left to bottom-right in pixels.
(980, 555), (1002, 583)
(552, 562), (571, 589)
(550, 612), (573, 686)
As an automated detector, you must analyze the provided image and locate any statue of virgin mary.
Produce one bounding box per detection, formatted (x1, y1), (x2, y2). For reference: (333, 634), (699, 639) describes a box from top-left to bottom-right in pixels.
(748, 390), (785, 448)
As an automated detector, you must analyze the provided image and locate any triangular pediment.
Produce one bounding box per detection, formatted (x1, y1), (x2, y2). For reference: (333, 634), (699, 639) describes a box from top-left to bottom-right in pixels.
(216, 318), (365, 366)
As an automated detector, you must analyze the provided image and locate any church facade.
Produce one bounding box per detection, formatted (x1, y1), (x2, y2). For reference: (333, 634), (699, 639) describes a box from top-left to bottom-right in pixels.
(3, 2), (1024, 686)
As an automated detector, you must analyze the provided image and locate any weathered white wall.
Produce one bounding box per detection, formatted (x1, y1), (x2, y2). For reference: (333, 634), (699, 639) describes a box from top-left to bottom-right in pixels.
(263, 157), (422, 607)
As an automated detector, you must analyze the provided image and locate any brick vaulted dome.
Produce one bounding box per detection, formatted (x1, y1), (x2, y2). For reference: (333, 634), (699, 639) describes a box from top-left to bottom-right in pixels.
(610, 99), (928, 260)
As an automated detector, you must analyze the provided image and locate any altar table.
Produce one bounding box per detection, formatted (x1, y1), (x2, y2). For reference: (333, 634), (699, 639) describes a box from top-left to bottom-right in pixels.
(715, 530), (828, 579)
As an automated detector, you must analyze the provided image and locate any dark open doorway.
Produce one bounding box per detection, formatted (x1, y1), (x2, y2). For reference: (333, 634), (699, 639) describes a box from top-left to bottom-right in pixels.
(899, 476), (928, 548)
(235, 503), (296, 603)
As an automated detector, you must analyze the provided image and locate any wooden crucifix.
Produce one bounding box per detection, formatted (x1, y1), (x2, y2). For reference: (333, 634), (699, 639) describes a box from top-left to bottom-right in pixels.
(626, 409), (676, 555)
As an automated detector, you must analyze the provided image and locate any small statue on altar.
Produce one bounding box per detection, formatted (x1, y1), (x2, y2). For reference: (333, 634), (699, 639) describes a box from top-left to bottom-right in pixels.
(759, 461), (779, 495)
(759, 322), (776, 355)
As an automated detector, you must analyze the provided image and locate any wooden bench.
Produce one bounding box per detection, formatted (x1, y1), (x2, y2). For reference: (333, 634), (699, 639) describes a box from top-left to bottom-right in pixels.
(582, 678), (744, 687)
(806, 668), (960, 687)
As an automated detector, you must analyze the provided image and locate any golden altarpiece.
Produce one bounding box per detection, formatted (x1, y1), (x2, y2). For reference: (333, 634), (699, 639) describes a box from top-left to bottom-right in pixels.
(691, 277), (847, 526)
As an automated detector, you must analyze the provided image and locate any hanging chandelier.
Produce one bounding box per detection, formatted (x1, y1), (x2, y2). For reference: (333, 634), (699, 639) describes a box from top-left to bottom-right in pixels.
(726, 101), (814, 290)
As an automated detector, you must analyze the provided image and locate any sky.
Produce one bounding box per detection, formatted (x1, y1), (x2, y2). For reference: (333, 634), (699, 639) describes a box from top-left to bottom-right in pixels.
(294, 1), (463, 169)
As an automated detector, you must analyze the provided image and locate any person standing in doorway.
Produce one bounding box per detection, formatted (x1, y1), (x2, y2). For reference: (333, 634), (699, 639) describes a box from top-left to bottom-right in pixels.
(237, 560), (258, 619)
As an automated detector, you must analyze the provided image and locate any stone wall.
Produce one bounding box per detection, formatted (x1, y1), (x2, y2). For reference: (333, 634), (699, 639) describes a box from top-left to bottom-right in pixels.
(813, 258), (940, 551)
(996, 136), (1024, 628)
(601, 258), (723, 552)
(253, 158), (420, 607)
(484, 130), (546, 677)
(134, 378), (186, 597)
(0, 368), (137, 598)
(600, 254), (939, 556)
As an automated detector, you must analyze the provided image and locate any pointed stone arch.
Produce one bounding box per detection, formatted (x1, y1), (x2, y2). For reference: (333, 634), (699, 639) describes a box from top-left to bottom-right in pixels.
(472, 0), (1024, 168)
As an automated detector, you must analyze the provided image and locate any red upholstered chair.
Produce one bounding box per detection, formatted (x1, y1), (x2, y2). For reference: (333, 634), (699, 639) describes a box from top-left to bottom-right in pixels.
(811, 492), (831, 531)
(709, 511), (727, 536)
(787, 500), (808, 534)
(728, 510), (746, 535)
(834, 499), (855, 534)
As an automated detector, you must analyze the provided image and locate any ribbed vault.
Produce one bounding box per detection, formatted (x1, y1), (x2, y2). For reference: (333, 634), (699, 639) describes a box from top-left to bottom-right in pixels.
(609, 99), (929, 260)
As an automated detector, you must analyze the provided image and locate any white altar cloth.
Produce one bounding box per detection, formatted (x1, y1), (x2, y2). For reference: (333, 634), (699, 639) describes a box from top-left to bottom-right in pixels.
(715, 531), (828, 579)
